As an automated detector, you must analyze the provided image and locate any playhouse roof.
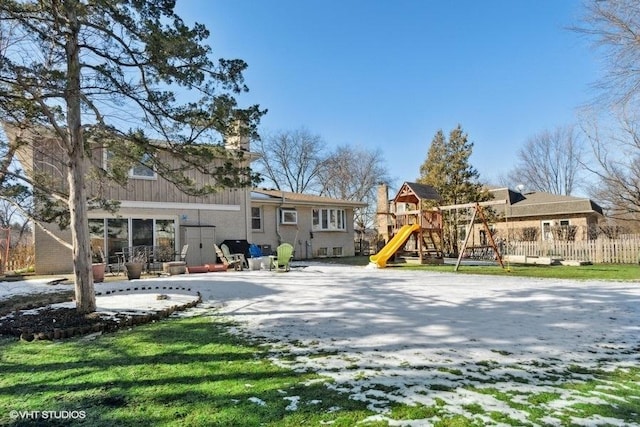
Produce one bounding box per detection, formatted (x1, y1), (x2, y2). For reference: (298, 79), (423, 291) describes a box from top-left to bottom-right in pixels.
(393, 182), (441, 204)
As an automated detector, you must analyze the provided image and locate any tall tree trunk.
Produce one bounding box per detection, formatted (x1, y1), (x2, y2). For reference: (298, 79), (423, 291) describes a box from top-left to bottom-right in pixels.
(65, 0), (95, 313)
(68, 144), (95, 313)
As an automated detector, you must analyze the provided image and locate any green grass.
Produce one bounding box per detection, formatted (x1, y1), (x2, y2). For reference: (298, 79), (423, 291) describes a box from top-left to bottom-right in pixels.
(430, 263), (639, 280)
(466, 367), (640, 426)
(0, 316), (374, 426)
(2, 313), (640, 426)
(323, 256), (640, 280)
(2, 261), (639, 426)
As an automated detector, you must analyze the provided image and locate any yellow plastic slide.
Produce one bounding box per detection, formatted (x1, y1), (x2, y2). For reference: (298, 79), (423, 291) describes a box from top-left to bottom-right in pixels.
(369, 223), (420, 268)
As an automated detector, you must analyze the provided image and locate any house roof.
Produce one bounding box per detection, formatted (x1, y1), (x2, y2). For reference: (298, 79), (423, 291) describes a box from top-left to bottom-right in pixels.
(489, 187), (604, 218)
(251, 189), (367, 208)
(393, 182), (441, 204)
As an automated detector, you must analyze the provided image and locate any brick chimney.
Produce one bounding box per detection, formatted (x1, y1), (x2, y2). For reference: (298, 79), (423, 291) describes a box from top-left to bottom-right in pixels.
(224, 119), (250, 151)
(376, 183), (391, 243)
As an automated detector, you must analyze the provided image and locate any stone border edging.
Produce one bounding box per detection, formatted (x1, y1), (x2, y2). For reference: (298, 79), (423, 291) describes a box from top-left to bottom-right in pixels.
(8, 286), (202, 342)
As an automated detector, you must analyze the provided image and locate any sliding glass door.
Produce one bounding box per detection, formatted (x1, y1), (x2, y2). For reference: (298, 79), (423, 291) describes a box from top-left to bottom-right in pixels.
(107, 218), (129, 263)
(89, 217), (176, 265)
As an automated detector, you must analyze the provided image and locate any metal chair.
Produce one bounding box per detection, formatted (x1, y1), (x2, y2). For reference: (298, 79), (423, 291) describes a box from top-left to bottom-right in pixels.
(178, 244), (188, 262)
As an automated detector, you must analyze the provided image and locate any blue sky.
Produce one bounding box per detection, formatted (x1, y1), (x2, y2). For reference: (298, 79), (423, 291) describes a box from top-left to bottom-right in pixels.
(176, 0), (599, 190)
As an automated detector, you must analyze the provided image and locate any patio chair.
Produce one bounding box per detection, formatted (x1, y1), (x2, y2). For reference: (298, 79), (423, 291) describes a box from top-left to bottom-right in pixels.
(177, 244), (188, 262)
(271, 243), (293, 272)
(215, 244), (245, 270)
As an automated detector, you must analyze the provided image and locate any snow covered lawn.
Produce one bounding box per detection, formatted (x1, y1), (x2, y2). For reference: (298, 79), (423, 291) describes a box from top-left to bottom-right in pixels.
(2, 262), (639, 425)
(188, 262), (640, 426)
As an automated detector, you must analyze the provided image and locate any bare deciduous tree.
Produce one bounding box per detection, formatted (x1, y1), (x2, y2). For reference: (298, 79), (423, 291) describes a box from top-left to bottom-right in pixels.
(505, 126), (584, 195)
(581, 110), (640, 222)
(254, 128), (326, 193)
(0, 199), (31, 247)
(317, 145), (389, 230)
(254, 131), (389, 232)
(574, 0), (640, 225)
(575, 0), (640, 107)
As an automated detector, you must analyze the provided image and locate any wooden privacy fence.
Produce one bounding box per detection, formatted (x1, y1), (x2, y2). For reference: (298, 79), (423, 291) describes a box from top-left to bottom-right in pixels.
(0, 245), (34, 273)
(506, 238), (640, 264)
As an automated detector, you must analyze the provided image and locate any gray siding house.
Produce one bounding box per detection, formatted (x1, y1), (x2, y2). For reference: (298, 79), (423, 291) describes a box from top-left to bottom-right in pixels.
(10, 127), (366, 274)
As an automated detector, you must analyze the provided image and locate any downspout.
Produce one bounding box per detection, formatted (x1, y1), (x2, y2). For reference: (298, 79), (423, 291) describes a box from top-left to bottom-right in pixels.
(245, 189), (252, 241)
(275, 191), (284, 245)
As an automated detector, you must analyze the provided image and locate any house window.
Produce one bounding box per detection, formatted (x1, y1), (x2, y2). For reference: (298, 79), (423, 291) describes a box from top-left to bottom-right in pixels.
(280, 209), (297, 225)
(104, 149), (156, 179)
(130, 153), (156, 179)
(457, 225), (466, 241)
(251, 207), (262, 231)
(479, 230), (487, 246)
(332, 247), (343, 256)
(317, 247), (328, 257)
(312, 208), (346, 231)
(542, 221), (553, 241)
(131, 218), (154, 247)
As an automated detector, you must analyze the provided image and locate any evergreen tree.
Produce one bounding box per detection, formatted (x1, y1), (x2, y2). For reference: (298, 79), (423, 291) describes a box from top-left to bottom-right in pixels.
(0, 0), (264, 313)
(418, 125), (488, 255)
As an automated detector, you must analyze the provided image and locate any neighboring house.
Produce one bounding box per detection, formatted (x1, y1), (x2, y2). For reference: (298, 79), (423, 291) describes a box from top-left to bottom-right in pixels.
(464, 187), (604, 245)
(376, 182), (604, 249)
(250, 189), (367, 259)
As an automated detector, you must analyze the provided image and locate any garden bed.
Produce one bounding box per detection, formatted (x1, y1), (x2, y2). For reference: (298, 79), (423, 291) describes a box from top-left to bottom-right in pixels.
(0, 285), (201, 341)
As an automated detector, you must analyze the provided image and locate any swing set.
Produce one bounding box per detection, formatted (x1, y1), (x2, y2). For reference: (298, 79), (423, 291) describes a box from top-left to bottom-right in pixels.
(437, 200), (509, 272)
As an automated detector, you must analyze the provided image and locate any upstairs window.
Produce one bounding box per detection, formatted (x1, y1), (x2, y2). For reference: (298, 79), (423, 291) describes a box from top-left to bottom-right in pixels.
(104, 149), (156, 180)
(130, 153), (156, 179)
(251, 207), (262, 230)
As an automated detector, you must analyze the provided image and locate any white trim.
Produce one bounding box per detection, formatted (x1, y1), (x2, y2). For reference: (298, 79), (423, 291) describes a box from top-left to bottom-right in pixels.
(119, 201), (241, 211)
(251, 197), (365, 208)
(312, 208), (347, 231)
(128, 173), (157, 180)
(89, 213), (178, 220)
(251, 206), (263, 231)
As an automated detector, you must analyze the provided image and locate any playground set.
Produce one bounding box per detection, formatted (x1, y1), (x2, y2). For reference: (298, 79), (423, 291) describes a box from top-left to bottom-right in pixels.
(370, 182), (444, 268)
(370, 182), (506, 269)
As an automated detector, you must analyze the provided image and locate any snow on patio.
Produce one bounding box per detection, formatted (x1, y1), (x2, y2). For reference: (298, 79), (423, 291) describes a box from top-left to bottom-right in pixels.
(2, 263), (640, 425)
